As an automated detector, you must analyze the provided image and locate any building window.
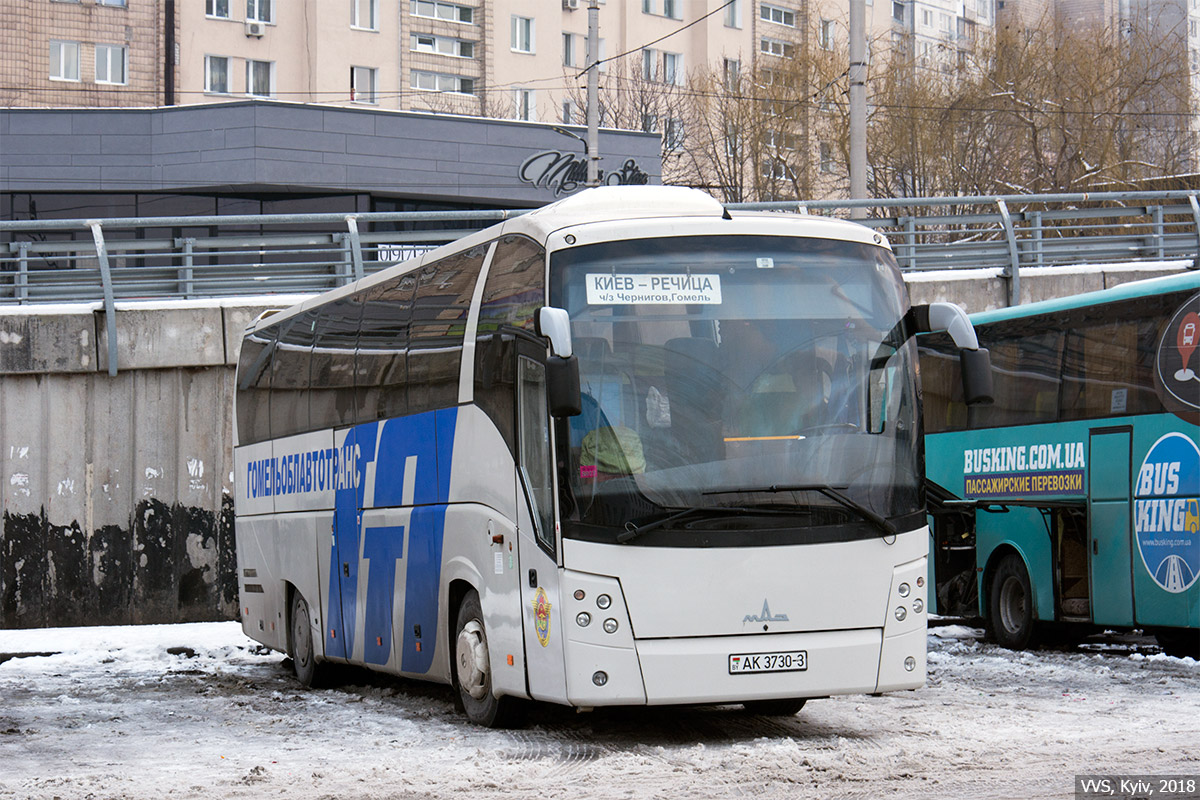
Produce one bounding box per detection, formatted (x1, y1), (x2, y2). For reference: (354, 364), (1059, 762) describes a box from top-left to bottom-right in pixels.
(641, 113), (658, 133)
(893, 1), (904, 23)
(95, 44), (127, 85)
(664, 118), (684, 151)
(921, 8), (932, 27)
(411, 69), (474, 94)
(206, 0), (230, 18)
(412, 34), (473, 57)
(352, 0), (378, 29)
(642, 48), (658, 81)
(98, 0), (127, 6)
(662, 0), (681, 19)
(760, 3), (795, 26)
(246, 0), (272, 23)
(204, 55), (229, 93)
(723, 57), (740, 89)
(412, 0), (472, 23)
(561, 99), (575, 124)
(351, 66), (377, 103)
(49, 40), (80, 81)
(820, 19), (835, 50)
(819, 141), (834, 174)
(663, 51), (683, 85)
(724, 0), (741, 28)
(514, 88), (535, 120)
(563, 32), (578, 67)
(246, 59), (273, 97)
(760, 37), (795, 58)
(511, 16), (534, 53)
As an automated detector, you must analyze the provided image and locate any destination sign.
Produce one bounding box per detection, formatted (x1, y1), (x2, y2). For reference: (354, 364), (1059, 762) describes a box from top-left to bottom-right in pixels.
(585, 273), (722, 305)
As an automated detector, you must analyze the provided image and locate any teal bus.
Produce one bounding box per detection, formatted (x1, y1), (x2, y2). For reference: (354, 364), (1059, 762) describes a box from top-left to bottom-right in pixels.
(919, 272), (1199, 657)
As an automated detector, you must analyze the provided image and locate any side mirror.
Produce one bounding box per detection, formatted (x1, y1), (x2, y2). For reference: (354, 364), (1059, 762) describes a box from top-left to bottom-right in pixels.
(911, 302), (993, 406)
(546, 355), (581, 418)
(959, 347), (994, 407)
(536, 307), (573, 358)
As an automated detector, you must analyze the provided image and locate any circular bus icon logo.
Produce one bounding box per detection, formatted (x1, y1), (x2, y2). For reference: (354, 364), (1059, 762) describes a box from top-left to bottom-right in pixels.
(1134, 433), (1200, 594)
(1155, 292), (1200, 424)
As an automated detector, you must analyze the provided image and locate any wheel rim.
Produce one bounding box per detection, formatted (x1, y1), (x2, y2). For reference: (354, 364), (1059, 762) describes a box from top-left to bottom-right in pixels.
(998, 575), (1026, 635)
(293, 601), (312, 670)
(456, 618), (490, 700)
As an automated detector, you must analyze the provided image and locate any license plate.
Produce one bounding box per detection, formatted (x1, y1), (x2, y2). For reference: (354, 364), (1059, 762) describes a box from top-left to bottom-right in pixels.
(728, 650), (807, 674)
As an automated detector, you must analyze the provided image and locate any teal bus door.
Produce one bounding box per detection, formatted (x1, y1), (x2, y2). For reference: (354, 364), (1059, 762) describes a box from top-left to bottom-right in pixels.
(1088, 427), (1134, 627)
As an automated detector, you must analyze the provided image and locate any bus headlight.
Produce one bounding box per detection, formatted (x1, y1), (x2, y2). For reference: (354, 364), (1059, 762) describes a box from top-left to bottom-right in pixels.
(895, 606), (907, 621)
(596, 594), (612, 609)
(603, 618), (619, 634)
(913, 598), (924, 614)
(576, 612), (591, 627)
(898, 582), (911, 597)
(904, 657), (916, 672)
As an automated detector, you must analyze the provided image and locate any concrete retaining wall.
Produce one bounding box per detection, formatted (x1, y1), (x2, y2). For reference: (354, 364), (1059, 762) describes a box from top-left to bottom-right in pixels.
(0, 266), (1186, 628)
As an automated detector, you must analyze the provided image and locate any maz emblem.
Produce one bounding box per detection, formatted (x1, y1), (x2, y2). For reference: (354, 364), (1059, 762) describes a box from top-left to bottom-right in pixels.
(743, 599), (789, 624)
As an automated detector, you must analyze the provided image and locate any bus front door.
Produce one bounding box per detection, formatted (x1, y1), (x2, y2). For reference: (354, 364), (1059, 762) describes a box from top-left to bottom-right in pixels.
(514, 352), (568, 703)
(1088, 428), (1135, 627)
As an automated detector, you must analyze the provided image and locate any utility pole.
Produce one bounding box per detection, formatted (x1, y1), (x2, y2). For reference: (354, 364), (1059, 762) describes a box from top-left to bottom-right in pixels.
(848, 0), (867, 218)
(586, 0), (601, 186)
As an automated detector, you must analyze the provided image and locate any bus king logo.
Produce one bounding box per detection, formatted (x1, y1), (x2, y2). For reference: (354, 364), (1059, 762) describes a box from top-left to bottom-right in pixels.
(1134, 433), (1200, 593)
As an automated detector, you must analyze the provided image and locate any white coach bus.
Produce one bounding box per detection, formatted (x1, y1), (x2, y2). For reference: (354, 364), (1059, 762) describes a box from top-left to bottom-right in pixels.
(233, 186), (991, 727)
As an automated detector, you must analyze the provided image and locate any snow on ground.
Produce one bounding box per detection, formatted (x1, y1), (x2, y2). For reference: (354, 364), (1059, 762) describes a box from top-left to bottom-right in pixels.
(1, 622), (1196, 800)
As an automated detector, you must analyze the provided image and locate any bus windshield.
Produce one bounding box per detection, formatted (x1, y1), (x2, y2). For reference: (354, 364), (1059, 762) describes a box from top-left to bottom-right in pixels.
(551, 234), (923, 546)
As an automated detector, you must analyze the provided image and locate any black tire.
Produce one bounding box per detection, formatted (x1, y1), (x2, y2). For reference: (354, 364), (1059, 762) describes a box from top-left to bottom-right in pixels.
(987, 553), (1036, 650)
(453, 591), (525, 728)
(741, 698), (807, 716)
(289, 590), (326, 688)
(1155, 628), (1200, 659)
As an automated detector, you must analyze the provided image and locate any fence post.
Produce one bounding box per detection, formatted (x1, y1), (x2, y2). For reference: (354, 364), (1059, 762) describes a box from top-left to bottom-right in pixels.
(16, 242), (30, 303)
(996, 199), (1021, 306)
(1032, 210), (1043, 268)
(345, 216), (365, 282)
(1153, 205), (1165, 260)
(177, 237), (195, 299)
(904, 216), (917, 271)
(1187, 194), (1200, 270)
(89, 222), (119, 377)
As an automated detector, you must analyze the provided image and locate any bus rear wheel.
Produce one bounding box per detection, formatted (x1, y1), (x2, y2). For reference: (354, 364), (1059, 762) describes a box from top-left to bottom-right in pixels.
(988, 554), (1036, 650)
(453, 591), (524, 728)
(289, 590), (326, 688)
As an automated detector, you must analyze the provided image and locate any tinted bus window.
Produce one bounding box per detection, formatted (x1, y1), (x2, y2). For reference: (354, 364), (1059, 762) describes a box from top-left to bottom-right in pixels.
(310, 297), (363, 432)
(355, 274), (415, 423)
(270, 310), (319, 439)
(236, 325), (276, 445)
(408, 245), (487, 414)
(475, 236), (546, 454)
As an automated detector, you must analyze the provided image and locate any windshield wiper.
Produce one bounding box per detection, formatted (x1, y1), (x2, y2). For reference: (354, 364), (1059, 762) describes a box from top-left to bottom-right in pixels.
(702, 484), (898, 537)
(617, 505), (795, 544)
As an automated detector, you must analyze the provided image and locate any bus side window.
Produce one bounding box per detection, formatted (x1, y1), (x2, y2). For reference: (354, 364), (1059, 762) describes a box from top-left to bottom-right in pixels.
(236, 325), (276, 446)
(310, 297), (363, 433)
(474, 235), (546, 455)
(355, 275), (414, 423)
(270, 310), (319, 439)
(409, 245), (488, 416)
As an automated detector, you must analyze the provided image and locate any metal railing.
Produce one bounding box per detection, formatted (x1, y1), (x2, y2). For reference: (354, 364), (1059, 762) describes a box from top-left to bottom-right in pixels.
(2, 190), (1197, 309)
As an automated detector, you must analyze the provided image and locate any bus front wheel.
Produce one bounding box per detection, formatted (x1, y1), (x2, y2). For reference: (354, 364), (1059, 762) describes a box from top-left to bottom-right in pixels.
(453, 591), (524, 728)
(289, 590), (326, 688)
(988, 554), (1036, 650)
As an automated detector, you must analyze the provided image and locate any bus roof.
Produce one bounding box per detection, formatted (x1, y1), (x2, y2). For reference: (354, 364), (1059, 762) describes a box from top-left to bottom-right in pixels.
(969, 270), (1200, 326)
(246, 186), (885, 335)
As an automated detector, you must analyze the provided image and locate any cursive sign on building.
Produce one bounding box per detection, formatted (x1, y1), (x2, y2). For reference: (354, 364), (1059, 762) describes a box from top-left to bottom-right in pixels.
(518, 150), (650, 196)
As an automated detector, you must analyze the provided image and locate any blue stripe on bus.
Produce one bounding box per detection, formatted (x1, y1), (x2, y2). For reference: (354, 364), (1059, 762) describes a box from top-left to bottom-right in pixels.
(399, 407), (457, 674)
(323, 408), (458, 672)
